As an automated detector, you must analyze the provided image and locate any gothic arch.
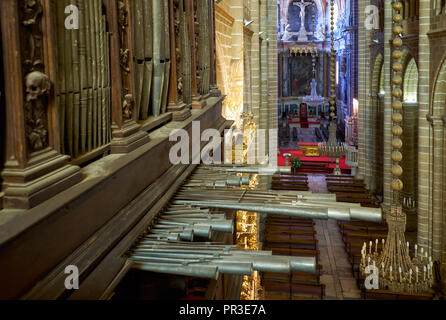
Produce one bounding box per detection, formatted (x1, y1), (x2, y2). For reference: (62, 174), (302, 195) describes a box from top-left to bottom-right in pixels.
(431, 54), (446, 116)
(399, 48), (419, 103)
(397, 49), (419, 215)
(369, 53), (384, 196)
(371, 53), (384, 95)
(403, 58), (419, 103)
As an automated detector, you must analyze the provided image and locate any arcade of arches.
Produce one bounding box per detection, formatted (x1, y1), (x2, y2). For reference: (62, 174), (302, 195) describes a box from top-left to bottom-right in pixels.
(0, 0), (445, 301)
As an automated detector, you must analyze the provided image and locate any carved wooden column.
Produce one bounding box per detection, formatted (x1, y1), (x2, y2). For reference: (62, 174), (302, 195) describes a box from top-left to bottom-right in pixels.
(167, 0), (192, 121)
(0, 0), (82, 209)
(106, 0), (150, 153)
(208, 0), (221, 97)
(187, 0), (207, 109)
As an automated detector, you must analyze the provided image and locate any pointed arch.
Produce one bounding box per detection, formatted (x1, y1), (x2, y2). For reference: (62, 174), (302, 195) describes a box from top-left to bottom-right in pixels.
(369, 53), (384, 196)
(432, 55), (446, 116)
(398, 49), (418, 105)
(372, 53), (384, 95)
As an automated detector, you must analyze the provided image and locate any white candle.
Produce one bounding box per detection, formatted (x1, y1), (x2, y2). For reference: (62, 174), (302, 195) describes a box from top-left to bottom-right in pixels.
(375, 239), (378, 253)
(409, 269), (413, 283)
(369, 241), (372, 254)
(423, 266), (426, 281)
(415, 244), (418, 257)
(390, 266), (393, 281)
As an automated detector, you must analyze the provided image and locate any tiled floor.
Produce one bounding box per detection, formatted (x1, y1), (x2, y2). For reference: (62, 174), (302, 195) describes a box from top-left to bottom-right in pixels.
(315, 220), (361, 300)
(307, 174), (329, 194)
(308, 174), (361, 300)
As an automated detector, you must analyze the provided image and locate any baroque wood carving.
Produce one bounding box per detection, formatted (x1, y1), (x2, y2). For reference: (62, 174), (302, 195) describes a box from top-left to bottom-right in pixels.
(118, 0), (133, 120)
(193, 0), (202, 94)
(173, 0), (183, 102)
(20, 0), (50, 152)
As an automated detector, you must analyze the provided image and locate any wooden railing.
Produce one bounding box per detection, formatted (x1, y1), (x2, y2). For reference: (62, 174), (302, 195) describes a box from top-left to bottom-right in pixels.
(345, 145), (359, 175)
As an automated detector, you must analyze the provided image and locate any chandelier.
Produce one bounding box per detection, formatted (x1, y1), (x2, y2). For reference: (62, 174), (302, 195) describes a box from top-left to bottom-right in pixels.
(359, 1), (434, 293)
(302, 0), (326, 107)
(317, 0), (345, 175)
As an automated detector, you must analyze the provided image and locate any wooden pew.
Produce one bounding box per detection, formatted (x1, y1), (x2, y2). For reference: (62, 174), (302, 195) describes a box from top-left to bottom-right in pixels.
(263, 279), (325, 300)
(264, 214), (323, 300)
(361, 289), (434, 300)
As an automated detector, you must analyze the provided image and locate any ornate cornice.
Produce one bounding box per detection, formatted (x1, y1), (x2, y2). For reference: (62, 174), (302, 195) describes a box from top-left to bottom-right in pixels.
(427, 27), (446, 39)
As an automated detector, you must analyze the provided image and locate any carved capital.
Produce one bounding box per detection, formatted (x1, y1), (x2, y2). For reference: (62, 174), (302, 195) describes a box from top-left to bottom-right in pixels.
(426, 114), (445, 128)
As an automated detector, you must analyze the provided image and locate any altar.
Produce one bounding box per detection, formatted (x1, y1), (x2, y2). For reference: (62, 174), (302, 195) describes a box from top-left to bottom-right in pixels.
(299, 143), (320, 157)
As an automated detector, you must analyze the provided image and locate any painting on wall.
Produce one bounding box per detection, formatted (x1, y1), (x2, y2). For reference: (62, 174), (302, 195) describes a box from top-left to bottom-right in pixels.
(290, 56), (318, 97)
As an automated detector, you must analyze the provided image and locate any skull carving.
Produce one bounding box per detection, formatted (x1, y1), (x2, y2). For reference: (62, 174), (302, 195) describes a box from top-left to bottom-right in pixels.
(25, 71), (51, 102)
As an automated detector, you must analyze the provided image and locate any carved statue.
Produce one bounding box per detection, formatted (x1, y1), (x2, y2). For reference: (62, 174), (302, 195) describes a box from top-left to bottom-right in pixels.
(118, 1), (128, 31)
(21, 0), (44, 68)
(24, 71), (51, 151)
(173, 0), (183, 101)
(120, 48), (130, 74)
(122, 94), (134, 120)
(23, 0), (43, 26)
(282, 24), (291, 41)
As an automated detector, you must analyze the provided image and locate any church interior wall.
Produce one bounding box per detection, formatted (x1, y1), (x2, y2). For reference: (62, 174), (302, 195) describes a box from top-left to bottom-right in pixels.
(1, 0), (446, 300)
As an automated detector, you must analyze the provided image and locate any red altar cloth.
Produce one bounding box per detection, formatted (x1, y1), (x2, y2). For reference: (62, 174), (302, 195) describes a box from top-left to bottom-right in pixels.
(278, 147), (350, 170)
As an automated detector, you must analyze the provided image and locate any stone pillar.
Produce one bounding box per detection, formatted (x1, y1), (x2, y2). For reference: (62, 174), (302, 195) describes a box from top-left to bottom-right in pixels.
(357, 0), (368, 180)
(417, 0), (433, 251)
(267, 0), (278, 165)
(259, 0), (268, 158)
(107, 0), (150, 153)
(426, 114), (444, 261)
(442, 115), (446, 280)
(0, 0), (82, 209)
(249, 0), (261, 165)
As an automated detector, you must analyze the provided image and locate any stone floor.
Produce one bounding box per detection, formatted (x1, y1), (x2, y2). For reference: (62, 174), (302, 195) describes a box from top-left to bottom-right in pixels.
(308, 174), (361, 300)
